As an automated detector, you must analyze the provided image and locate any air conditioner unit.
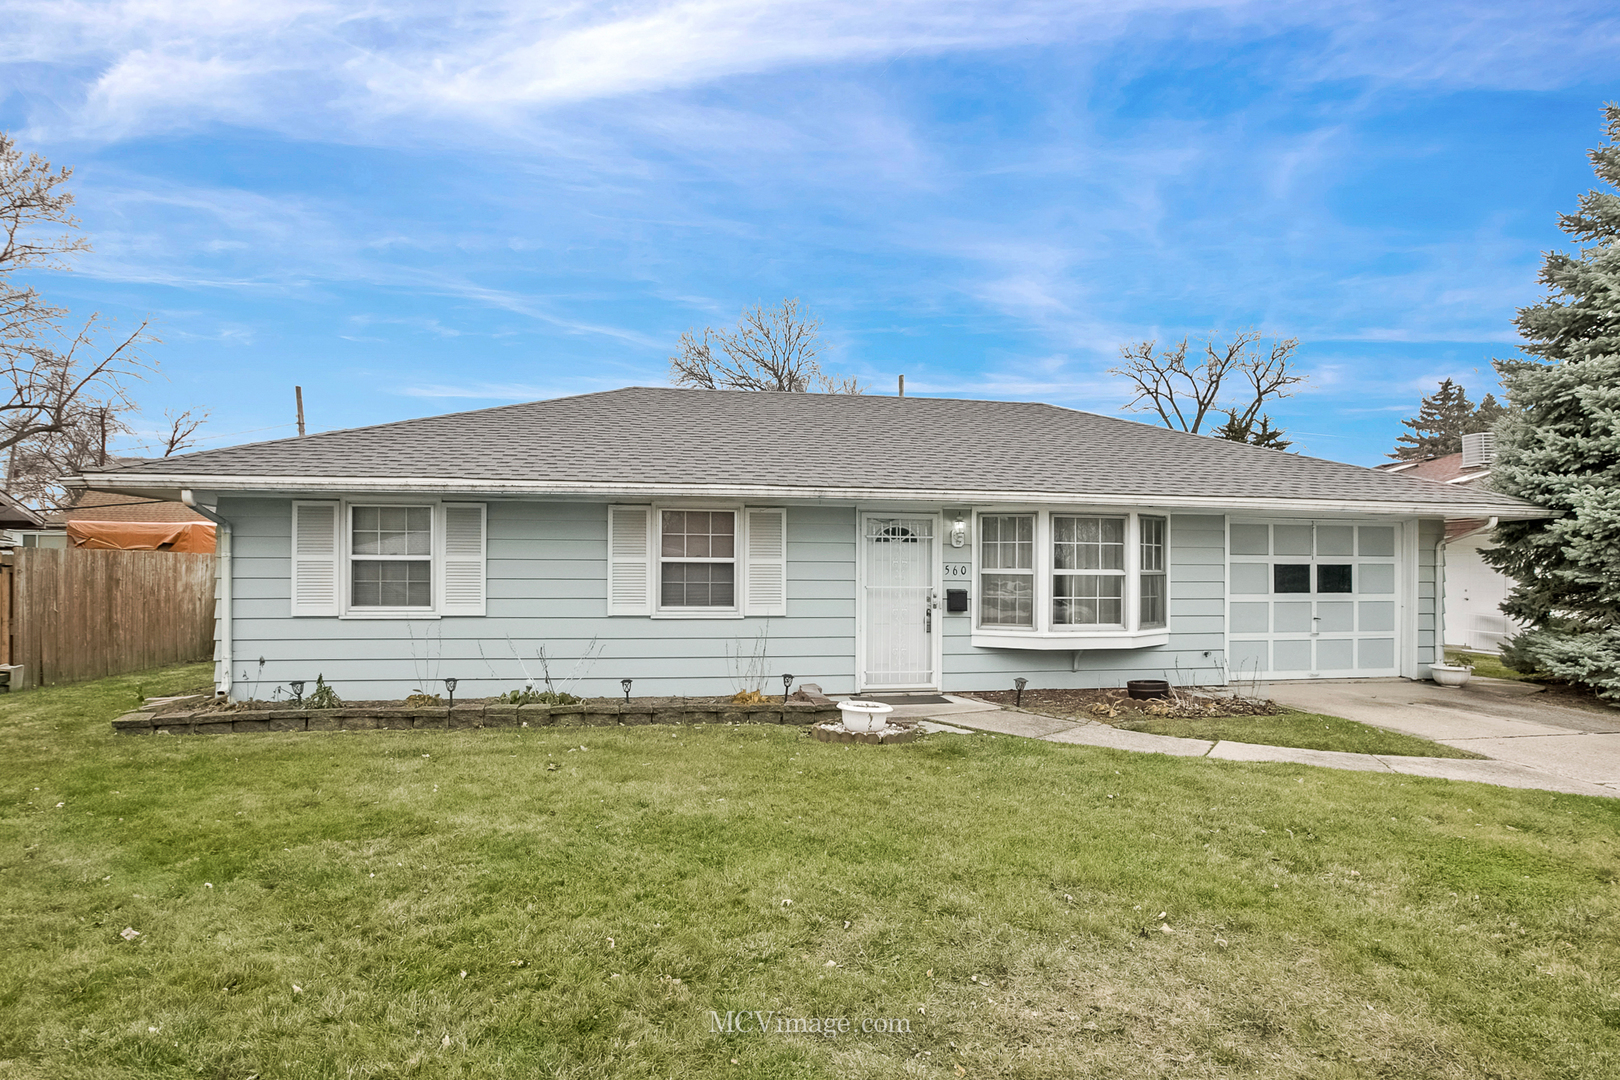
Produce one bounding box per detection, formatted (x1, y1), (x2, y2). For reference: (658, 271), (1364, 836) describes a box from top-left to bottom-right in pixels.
(1461, 431), (1496, 468)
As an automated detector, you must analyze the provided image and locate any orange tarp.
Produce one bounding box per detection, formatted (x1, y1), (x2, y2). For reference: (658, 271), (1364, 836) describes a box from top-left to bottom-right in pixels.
(67, 520), (217, 553)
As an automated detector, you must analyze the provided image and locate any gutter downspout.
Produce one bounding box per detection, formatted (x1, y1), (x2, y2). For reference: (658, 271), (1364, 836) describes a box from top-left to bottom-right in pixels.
(182, 490), (231, 699)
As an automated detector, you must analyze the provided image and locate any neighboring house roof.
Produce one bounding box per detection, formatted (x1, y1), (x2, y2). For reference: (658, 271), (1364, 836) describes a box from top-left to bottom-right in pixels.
(74, 387), (1546, 518)
(1374, 452), (1489, 486)
(56, 488), (210, 524)
(0, 490), (47, 530)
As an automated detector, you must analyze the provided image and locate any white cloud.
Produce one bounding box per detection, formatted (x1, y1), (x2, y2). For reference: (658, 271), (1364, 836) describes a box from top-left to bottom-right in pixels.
(10, 1), (1613, 146)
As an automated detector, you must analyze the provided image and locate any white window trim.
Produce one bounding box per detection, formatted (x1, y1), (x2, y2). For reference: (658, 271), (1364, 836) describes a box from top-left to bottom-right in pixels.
(336, 499), (485, 620)
(1050, 512), (1130, 630)
(971, 508), (1172, 650)
(651, 505), (745, 619)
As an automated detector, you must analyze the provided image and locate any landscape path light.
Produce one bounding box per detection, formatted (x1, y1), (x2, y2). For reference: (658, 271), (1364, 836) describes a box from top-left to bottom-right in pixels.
(1014, 677), (1027, 707)
(782, 673), (795, 700)
(444, 678), (458, 707)
(621, 678), (633, 703)
(289, 680), (305, 705)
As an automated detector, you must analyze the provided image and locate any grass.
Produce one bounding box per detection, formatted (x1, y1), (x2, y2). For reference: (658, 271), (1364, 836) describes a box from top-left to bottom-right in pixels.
(2, 664), (1619, 1079)
(1446, 650), (1538, 683)
(1115, 711), (1485, 759)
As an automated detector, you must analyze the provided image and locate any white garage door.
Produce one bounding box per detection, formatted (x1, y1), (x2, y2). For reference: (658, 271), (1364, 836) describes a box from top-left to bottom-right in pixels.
(1227, 521), (1400, 680)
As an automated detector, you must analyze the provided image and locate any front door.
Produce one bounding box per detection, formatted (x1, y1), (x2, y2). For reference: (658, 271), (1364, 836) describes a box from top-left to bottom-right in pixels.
(861, 515), (938, 690)
(1227, 520), (1401, 680)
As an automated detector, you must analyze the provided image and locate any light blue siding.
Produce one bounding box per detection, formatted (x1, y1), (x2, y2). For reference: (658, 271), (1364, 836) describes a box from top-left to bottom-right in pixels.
(215, 500), (1428, 700)
(219, 498), (856, 700)
(1418, 519), (1443, 665)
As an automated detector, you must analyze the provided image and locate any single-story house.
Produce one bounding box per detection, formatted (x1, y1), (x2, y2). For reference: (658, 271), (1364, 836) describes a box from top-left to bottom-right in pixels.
(69, 388), (1546, 701)
(1377, 434), (1520, 654)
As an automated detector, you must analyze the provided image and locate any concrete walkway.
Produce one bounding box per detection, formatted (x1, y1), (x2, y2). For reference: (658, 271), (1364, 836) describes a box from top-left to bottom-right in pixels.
(862, 691), (1619, 799)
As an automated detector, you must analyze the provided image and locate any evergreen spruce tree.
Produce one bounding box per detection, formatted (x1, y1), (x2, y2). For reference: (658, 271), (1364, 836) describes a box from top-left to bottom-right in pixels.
(1213, 409), (1293, 451)
(1472, 392), (1507, 433)
(1483, 105), (1620, 702)
(1391, 378), (1477, 459)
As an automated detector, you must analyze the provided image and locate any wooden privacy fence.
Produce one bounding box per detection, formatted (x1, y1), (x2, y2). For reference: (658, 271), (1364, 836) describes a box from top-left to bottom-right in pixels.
(1, 547), (216, 690)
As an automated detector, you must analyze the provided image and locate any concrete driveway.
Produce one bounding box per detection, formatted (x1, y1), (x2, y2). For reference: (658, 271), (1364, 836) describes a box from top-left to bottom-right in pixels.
(1268, 677), (1620, 794)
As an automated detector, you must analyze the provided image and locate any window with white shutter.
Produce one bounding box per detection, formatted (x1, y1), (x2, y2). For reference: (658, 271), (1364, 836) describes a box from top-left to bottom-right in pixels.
(608, 505), (653, 615)
(439, 503), (487, 616)
(743, 507), (787, 616)
(291, 501), (341, 616)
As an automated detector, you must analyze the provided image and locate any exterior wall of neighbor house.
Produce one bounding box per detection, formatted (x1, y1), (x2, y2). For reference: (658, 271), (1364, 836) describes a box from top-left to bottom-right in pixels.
(213, 497), (1438, 700)
(1441, 532), (1520, 653)
(939, 514), (1227, 691)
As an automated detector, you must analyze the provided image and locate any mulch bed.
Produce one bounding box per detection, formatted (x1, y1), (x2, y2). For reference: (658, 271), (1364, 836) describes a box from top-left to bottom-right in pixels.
(964, 686), (1282, 723)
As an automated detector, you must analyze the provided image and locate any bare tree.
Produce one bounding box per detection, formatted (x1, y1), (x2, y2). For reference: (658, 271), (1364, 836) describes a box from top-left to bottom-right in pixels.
(669, 299), (863, 393)
(157, 408), (208, 456)
(1110, 330), (1306, 438)
(3, 402), (132, 506)
(1, 131), (153, 465)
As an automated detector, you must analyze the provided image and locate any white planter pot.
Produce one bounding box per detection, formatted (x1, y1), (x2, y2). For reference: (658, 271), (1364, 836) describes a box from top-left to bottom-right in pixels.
(1429, 663), (1472, 688)
(838, 700), (894, 733)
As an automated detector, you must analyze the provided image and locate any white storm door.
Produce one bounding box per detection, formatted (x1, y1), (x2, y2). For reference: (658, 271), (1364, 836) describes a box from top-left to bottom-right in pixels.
(861, 515), (939, 690)
(1227, 521), (1401, 680)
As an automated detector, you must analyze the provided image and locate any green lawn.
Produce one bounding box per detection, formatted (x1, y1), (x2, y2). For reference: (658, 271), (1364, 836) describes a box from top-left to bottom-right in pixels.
(1116, 711), (1484, 759)
(1446, 650), (1538, 683)
(3, 665), (1619, 1079)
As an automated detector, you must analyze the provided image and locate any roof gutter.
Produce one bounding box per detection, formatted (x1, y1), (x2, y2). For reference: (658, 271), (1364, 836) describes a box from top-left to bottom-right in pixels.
(70, 472), (1553, 521)
(181, 490), (231, 700)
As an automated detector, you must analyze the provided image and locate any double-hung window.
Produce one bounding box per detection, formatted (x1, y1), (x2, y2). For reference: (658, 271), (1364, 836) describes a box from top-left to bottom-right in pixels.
(1052, 515), (1125, 626)
(660, 510), (737, 609)
(351, 505), (433, 609)
(979, 514), (1035, 627)
(1139, 515), (1167, 628)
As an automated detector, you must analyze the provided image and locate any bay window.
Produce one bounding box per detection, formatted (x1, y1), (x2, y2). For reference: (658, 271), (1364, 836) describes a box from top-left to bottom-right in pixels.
(1052, 515), (1125, 626)
(1140, 515), (1167, 628)
(979, 514), (1034, 626)
(975, 510), (1171, 646)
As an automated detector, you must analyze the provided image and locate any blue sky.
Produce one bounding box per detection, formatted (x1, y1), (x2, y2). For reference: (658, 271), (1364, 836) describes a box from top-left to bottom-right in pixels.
(3, 1), (1616, 466)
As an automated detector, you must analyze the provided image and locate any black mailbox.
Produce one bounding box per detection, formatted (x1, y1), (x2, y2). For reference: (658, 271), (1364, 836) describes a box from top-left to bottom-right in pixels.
(945, 588), (969, 613)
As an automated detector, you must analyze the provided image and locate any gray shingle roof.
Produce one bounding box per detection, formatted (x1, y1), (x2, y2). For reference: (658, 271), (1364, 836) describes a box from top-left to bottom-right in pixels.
(87, 387), (1541, 514)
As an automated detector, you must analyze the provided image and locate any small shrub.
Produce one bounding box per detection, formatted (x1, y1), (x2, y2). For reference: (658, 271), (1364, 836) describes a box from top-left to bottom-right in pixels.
(305, 675), (343, 710)
(405, 692), (443, 707)
(497, 687), (580, 706)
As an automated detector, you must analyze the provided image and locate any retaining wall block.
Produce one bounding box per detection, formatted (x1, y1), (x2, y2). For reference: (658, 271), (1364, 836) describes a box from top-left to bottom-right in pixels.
(582, 703), (620, 727)
(378, 711), (414, 731)
(112, 712), (154, 734)
(305, 714), (342, 732)
(269, 713), (308, 733)
(620, 705), (654, 726)
(197, 720), (233, 735)
(233, 718), (272, 733)
(550, 705), (586, 726)
(449, 704), (486, 729)
(409, 707), (451, 730)
(484, 704), (519, 726)
(517, 704), (555, 726)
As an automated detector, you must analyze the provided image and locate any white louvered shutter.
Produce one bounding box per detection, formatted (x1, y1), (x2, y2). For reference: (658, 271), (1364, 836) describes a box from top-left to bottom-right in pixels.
(291, 501), (341, 616)
(440, 503), (487, 616)
(608, 505), (653, 615)
(744, 507), (787, 616)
